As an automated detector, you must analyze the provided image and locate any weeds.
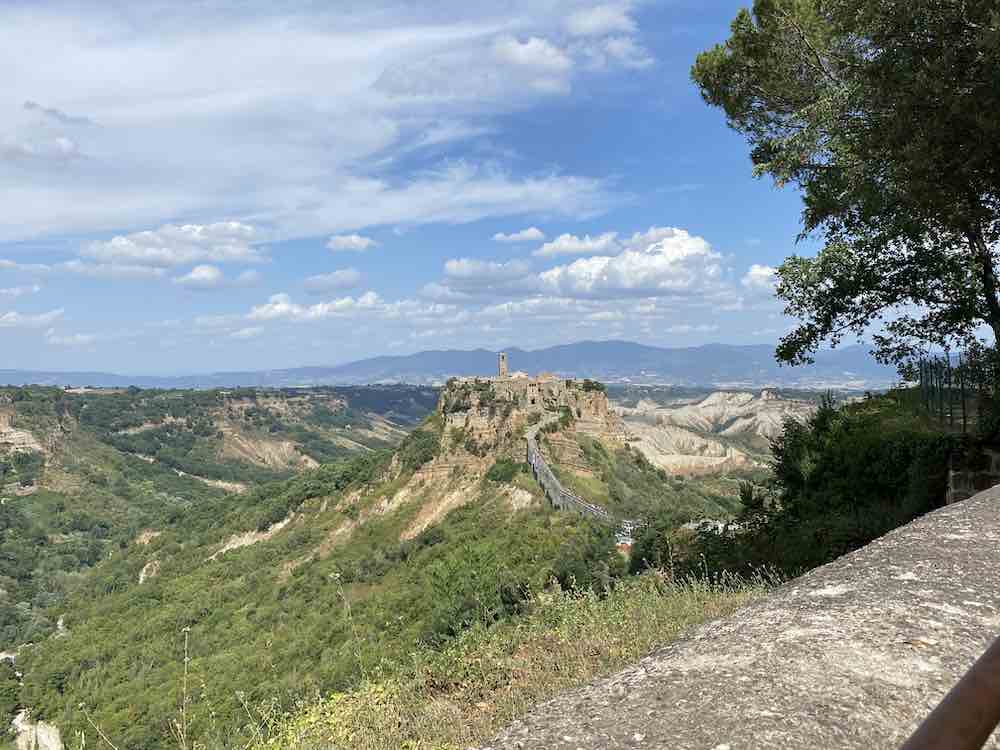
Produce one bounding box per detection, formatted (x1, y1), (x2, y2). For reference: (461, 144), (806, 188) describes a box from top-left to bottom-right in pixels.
(258, 571), (770, 750)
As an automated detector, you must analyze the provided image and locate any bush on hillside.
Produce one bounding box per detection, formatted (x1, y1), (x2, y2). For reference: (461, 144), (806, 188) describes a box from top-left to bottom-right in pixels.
(485, 459), (523, 483)
(674, 394), (955, 577)
(397, 426), (441, 472)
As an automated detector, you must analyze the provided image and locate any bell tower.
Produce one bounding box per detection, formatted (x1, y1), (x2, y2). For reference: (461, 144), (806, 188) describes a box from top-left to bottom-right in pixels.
(498, 351), (508, 378)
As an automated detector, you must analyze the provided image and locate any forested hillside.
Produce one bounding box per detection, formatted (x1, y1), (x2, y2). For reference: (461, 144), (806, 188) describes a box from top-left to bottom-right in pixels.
(0, 386), (436, 658)
(0, 379), (757, 749)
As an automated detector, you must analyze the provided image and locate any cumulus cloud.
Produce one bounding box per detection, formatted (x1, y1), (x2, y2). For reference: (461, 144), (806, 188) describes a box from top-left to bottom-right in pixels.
(493, 227), (545, 243)
(741, 264), (778, 294)
(537, 229), (726, 299)
(442, 258), (535, 296)
(534, 231), (619, 257)
(327, 234), (378, 252)
(566, 4), (637, 36)
(304, 269), (363, 294)
(493, 36), (572, 73)
(622, 227), (682, 251)
(531, 227), (678, 258)
(248, 291), (382, 322)
(0, 308), (64, 328)
(175, 265), (225, 289)
(419, 282), (472, 301)
(578, 36), (653, 71)
(175, 265), (262, 290)
(0, 284), (41, 298)
(45, 328), (97, 347)
(83, 222), (264, 267)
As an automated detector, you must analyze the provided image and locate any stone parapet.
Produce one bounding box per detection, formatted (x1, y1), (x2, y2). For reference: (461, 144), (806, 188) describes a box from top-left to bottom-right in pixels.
(481, 484), (1000, 749)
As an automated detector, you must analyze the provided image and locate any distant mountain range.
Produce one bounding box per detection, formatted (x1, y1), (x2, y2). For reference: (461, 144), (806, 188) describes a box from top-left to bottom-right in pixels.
(1, 341), (898, 390)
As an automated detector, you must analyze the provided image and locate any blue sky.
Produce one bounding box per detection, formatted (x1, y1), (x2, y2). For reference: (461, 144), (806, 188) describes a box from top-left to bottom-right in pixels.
(1, 0), (815, 374)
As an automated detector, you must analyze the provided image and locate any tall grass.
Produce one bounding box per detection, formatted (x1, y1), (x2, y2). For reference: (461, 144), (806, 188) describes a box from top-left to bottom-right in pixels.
(259, 571), (770, 750)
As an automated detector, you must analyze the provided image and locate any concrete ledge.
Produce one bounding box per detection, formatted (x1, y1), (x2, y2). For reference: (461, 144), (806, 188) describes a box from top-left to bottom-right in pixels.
(481, 486), (1000, 749)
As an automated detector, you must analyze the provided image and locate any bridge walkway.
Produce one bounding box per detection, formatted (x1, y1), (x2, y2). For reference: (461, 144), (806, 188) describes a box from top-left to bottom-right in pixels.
(524, 414), (640, 545)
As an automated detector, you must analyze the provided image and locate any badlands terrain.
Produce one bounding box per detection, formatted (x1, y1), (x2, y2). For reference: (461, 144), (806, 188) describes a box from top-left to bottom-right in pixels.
(611, 387), (820, 475)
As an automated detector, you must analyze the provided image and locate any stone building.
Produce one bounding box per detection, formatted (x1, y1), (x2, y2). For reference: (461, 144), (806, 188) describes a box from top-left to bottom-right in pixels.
(443, 354), (624, 443)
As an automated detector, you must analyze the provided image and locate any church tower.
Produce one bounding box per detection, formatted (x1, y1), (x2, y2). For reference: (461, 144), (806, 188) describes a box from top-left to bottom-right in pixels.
(498, 351), (508, 378)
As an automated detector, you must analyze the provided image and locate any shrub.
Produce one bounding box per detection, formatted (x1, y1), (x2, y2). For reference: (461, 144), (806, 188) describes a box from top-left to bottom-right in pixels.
(398, 427), (441, 472)
(485, 459), (522, 484)
(686, 394), (955, 577)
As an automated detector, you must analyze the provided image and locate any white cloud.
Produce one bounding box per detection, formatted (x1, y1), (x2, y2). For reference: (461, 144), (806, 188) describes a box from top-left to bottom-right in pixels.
(45, 328), (97, 347)
(566, 4), (636, 37)
(194, 314), (244, 331)
(534, 231), (619, 257)
(327, 234), (378, 252)
(0, 284), (41, 298)
(176, 265), (261, 291)
(493, 227), (545, 243)
(230, 326), (264, 340)
(1, 136), (82, 163)
(0, 5), (637, 244)
(175, 265), (225, 289)
(493, 36), (572, 73)
(0, 308), (64, 328)
(742, 264), (778, 294)
(420, 282), (472, 301)
(0, 258), (166, 279)
(83, 222), (264, 267)
(60, 260), (167, 279)
(579, 36), (653, 71)
(304, 269), (363, 294)
(622, 227), (682, 251)
(663, 323), (719, 334)
(235, 269), (262, 286)
(248, 291), (383, 322)
(444, 258), (532, 287)
(537, 229), (726, 299)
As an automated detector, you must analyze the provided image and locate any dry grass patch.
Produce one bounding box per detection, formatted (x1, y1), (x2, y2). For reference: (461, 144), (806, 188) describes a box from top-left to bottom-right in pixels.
(259, 572), (770, 750)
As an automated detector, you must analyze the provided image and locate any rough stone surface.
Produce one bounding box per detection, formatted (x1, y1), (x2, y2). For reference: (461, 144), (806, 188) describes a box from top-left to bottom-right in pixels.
(12, 710), (63, 750)
(480, 486), (1000, 750)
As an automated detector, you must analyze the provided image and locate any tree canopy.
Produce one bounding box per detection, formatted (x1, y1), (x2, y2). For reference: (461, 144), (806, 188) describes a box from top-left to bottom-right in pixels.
(692, 0), (1000, 368)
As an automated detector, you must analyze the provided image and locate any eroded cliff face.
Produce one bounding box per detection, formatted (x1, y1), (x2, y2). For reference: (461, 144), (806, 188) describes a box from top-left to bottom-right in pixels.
(615, 390), (816, 475)
(12, 710), (63, 750)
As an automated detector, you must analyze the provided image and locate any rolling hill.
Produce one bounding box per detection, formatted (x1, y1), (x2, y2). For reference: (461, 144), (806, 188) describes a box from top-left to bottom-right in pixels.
(0, 341), (897, 389)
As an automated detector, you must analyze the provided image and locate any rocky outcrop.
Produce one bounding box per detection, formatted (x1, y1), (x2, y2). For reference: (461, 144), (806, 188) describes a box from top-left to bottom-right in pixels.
(207, 514), (295, 561)
(0, 409), (44, 454)
(12, 710), (63, 750)
(220, 429), (318, 471)
(481, 485), (1000, 749)
(138, 559), (161, 584)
